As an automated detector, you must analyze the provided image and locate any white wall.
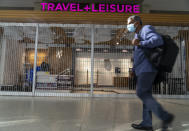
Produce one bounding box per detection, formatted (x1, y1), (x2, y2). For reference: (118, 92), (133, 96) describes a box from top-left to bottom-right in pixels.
(0, 0), (35, 7)
(143, 0), (189, 11)
(75, 53), (133, 86)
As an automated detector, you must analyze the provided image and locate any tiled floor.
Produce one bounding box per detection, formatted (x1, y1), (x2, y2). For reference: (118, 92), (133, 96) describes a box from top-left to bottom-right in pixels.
(0, 96), (188, 131)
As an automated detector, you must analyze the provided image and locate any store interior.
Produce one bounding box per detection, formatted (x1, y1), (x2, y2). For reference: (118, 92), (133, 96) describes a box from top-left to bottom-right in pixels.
(0, 25), (187, 94)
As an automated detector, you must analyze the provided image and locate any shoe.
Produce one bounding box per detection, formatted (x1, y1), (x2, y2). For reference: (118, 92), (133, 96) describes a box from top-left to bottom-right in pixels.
(162, 113), (174, 131)
(131, 123), (153, 131)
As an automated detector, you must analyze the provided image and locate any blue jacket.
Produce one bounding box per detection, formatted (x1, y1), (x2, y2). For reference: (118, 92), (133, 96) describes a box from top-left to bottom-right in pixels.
(133, 25), (164, 76)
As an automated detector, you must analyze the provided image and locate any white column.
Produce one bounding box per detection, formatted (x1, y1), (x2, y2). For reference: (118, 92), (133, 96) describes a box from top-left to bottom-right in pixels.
(0, 39), (6, 85)
(90, 25), (95, 96)
(32, 24), (39, 95)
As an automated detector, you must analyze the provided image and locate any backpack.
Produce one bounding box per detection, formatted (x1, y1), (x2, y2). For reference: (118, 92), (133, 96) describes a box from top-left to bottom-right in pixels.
(142, 35), (179, 73)
(142, 35), (179, 84)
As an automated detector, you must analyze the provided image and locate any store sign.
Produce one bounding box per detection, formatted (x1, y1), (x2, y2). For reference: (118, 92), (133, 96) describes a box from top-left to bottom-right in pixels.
(41, 3), (140, 13)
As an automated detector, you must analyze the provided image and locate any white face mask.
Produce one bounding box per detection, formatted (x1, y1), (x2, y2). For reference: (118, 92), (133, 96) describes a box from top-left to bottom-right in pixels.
(127, 23), (136, 33)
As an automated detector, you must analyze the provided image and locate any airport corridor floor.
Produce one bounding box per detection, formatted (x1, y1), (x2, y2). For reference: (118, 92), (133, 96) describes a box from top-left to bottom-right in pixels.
(0, 96), (188, 131)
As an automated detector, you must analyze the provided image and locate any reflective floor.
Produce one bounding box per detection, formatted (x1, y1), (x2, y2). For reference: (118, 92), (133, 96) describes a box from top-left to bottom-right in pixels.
(0, 96), (189, 131)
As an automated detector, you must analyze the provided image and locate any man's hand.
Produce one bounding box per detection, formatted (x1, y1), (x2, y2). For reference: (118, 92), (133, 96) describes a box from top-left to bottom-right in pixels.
(132, 39), (140, 46)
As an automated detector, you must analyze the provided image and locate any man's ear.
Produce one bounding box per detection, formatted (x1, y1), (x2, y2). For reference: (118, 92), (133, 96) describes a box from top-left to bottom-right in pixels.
(134, 21), (140, 26)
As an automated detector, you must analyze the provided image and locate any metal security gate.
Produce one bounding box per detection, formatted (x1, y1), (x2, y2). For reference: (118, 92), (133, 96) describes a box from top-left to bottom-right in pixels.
(0, 23), (37, 96)
(0, 23), (188, 97)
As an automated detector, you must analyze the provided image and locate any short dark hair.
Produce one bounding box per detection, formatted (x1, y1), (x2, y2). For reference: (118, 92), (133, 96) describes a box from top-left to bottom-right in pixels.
(128, 15), (142, 25)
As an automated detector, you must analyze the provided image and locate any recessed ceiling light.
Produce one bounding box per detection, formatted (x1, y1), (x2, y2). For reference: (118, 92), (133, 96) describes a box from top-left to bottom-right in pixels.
(104, 50), (108, 52)
(76, 48), (82, 51)
(122, 50), (128, 53)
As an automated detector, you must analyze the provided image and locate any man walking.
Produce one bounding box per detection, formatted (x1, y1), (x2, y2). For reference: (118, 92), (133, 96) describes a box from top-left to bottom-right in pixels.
(127, 15), (174, 131)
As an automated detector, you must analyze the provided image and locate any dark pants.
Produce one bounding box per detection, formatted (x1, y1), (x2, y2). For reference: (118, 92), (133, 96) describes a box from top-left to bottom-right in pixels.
(136, 72), (170, 127)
